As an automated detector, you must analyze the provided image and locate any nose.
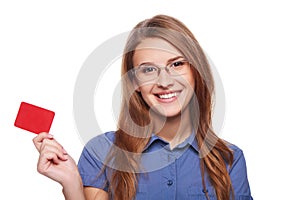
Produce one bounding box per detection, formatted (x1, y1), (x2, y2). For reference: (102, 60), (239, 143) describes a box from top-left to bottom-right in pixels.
(156, 69), (174, 88)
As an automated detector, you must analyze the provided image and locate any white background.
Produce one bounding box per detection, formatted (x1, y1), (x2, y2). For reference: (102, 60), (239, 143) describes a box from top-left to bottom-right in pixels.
(1, 0), (299, 199)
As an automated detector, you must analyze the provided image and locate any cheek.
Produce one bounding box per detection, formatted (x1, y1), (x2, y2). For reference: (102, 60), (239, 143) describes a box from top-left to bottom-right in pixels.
(183, 71), (195, 91)
(188, 70), (196, 91)
(138, 85), (154, 103)
(187, 76), (195, 90)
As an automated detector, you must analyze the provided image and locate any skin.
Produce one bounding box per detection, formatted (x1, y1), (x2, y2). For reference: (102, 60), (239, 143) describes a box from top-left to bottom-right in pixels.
(33, 133), (108, 200)
(133, 38), (195, 148)
(33, 38), (195, 199)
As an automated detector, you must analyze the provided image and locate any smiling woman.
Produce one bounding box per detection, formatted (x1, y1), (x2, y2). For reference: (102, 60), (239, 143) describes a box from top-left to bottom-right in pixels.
(132, 38), (195, 120)
(33, 14), (253, 200)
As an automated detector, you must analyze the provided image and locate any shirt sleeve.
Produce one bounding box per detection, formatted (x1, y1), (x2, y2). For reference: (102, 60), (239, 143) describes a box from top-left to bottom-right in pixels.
(77, 146), (109, 191)
(229, 146), (253, 199)
(77, 133), (114, 191)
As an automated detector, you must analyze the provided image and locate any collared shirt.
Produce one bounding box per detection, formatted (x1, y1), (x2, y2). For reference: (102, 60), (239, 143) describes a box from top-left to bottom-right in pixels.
(78, 131), (253, 200)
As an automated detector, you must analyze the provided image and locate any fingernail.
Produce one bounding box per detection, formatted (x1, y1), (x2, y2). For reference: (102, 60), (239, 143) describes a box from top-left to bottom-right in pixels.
(62, 148), (68, 154)
(63, 155), (69, 160)
(47, 134), (54, 138)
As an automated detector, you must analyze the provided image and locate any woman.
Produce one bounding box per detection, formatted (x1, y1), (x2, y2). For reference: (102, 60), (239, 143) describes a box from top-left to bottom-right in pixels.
(33, 15), (253, 200)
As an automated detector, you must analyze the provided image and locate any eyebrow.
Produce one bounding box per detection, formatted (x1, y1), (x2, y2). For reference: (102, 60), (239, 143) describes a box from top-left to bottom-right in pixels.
(138, 56), (185, 66)
(167, 56), (185, 63)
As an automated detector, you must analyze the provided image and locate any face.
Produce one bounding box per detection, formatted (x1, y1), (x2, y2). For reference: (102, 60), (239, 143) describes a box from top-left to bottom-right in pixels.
(132, 38), (195, 118)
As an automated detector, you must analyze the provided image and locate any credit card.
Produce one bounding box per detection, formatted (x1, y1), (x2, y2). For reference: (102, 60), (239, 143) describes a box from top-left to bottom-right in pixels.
(14, 102), (55, 134)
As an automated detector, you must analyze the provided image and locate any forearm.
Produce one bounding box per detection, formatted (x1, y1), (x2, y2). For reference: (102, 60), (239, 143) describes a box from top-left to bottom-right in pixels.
(62, 174), (85, 200)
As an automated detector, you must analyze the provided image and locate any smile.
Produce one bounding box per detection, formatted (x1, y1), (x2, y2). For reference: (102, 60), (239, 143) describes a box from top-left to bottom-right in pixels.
(154, 91), (180, 100)
(158, 92), (178, 99)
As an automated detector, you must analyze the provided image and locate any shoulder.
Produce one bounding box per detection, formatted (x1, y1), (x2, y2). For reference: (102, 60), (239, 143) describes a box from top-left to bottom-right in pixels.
(229, 144), (243, 154)
(81, 131), (116, 162)
(224, 141), (249, 173)
(224, 142), (253, 197)
(85, 131), (116, 148)
(224, 140), (245, 159)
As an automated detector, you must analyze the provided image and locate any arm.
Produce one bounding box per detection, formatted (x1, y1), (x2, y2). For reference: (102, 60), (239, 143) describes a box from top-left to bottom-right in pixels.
(62, 175), (85, 200)
(77, 133), (113, 200)
(84, 187), (109, 200)
(229, 146), (253, 199)
(33, 133), (110, 200)
(33, 133), (86, 200)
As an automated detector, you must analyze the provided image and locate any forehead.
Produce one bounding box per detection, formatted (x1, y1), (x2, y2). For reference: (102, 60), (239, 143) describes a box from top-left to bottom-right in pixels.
(133, 38), (182, 65)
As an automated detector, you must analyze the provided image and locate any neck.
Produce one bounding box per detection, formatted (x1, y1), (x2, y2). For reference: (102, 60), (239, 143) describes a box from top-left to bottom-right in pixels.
(152, 108), (193, 149)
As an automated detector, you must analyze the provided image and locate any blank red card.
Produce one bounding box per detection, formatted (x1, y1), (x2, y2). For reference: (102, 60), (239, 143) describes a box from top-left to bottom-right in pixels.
(14, 102), (55, 134)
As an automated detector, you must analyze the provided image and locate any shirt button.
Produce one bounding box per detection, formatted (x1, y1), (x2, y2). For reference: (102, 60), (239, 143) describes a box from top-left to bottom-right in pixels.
(167, 180), (173, 186)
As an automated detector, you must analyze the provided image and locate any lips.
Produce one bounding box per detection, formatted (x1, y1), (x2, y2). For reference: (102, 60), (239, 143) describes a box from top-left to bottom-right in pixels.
(154, 91), (181, 103)
(157, 92), (178, 99)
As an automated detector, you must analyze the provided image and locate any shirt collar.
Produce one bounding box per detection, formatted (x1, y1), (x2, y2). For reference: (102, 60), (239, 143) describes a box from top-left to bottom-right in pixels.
(190, 135), (200, 153)
(143, 132), (200, 153)
(143, 134), (166, 151)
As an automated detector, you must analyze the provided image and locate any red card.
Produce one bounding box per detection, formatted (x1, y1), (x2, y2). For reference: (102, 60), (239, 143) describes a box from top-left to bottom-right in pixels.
(14, 102), (55, 134)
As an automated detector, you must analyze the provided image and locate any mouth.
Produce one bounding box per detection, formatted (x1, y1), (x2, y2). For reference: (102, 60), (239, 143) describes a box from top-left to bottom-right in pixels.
(154, 91), (180, 102)
(156, 92), (178, 99)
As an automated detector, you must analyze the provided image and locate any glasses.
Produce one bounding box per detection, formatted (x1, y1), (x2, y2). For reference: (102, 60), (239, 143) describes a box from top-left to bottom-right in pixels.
(133, 60), (190, 82)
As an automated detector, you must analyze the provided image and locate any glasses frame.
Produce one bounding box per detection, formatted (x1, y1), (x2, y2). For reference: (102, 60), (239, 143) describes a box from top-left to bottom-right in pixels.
(132, 60), (190, 82)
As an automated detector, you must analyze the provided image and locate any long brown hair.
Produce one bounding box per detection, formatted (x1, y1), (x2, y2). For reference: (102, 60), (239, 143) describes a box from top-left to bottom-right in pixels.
(108, 15), (234, 200)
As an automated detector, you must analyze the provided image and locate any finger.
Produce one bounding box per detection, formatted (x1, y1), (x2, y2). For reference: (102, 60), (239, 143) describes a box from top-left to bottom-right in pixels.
(40, 143), (68, 161)
(37, 151), (61, 174)
(40, 138), (68, 158)
(33, 132), (53, 152)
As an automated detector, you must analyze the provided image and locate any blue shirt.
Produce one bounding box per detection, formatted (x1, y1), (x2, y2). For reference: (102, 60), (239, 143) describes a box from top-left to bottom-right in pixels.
(78, 131), (253, 199)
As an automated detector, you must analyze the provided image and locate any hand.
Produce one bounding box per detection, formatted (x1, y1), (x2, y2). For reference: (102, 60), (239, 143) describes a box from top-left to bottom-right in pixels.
(33, 132), (80, 187)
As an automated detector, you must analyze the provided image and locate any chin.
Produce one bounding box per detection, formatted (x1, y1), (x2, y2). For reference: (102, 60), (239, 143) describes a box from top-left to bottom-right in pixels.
(151, 107), (183, 119)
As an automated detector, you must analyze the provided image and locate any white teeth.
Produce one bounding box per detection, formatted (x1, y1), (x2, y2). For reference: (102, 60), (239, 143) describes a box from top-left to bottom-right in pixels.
(158, 92), (177, 99)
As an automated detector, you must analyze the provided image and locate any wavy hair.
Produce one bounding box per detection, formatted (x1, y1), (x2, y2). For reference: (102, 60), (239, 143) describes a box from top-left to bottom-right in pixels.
(107, 15), (234, 200)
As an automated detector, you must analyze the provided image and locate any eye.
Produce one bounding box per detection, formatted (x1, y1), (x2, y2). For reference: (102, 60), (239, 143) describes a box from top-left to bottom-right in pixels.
(170, 60), (186, 68)
(140, 65), (157, 74)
